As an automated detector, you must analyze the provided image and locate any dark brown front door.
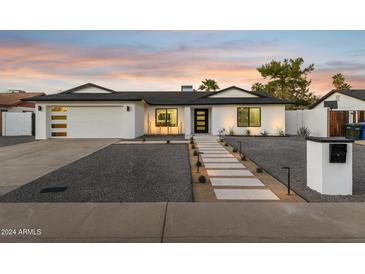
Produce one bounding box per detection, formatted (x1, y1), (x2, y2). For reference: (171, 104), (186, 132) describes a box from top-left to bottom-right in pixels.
(194, 109), (208, 133)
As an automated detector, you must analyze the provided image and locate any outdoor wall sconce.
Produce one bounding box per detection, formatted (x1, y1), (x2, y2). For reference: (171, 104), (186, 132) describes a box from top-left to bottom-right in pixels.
(126, 106), (131, 111)
(38, 106), (42, 111)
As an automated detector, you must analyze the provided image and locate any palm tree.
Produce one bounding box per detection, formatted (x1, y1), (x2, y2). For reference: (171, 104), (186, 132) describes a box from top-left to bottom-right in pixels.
(198, 79), (219, 91)
(332, 73), (352, 90)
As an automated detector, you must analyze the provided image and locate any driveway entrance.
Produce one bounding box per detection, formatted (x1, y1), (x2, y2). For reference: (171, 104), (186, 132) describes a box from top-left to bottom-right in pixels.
(0, 139), (117, 195)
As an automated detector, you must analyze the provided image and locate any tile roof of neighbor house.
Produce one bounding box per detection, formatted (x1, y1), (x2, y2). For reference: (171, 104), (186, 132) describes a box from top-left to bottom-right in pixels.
(309, 89), (365, 109)
(0, 92), (45, 107)
(22, 83), (291, 105)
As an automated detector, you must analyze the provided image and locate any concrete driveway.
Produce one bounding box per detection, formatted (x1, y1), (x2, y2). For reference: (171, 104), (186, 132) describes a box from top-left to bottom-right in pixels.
(0, 139), (118, 195)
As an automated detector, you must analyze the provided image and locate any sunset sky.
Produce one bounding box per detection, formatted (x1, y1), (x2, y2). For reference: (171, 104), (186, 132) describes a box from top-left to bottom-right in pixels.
(0, 30), (364, 95)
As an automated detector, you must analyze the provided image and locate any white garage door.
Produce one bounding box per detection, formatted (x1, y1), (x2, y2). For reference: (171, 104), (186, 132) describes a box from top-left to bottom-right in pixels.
(50, 106), (125, 138)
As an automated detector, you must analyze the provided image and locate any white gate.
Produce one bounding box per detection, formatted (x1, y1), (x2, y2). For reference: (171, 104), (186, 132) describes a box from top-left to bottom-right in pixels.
(1, 112), (32, 136)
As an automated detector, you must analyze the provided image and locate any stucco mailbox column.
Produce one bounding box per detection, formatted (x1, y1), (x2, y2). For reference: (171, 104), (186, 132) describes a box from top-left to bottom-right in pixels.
(306, 137), (353, 195)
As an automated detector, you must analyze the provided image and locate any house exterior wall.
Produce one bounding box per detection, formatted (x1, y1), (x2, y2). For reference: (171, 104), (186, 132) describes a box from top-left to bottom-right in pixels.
(144, 105), (185, 135)
(313, 92), (365, 111)
(286, 108), (328, 137)
(211, 105), (285, 135)
(7, 106), (35, 112)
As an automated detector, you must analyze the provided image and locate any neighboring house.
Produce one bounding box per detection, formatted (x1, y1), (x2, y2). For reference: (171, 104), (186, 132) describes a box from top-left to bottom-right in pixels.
(310, 89), (365, 136)
(24, 83), (289, 139)
(0, 91), (45, 135)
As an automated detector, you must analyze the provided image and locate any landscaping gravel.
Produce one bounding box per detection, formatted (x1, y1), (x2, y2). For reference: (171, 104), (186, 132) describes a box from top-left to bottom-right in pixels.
(224, 136), (365, 202)
(0, 136), (35, 147)
(0, 144), (192, 202)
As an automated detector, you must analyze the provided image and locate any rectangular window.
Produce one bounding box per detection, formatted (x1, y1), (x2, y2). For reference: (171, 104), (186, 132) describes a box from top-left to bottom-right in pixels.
(51, 115), (67, 120)
(51, 106), (68, 112)
(51, 132), (67, 137)
(237, 107), (261, 127)
(51, 124), (67, 128)
(155, 108), (178, 127)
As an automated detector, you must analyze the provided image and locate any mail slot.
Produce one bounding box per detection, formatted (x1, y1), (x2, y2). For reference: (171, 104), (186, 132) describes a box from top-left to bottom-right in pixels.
(329, 144), (347, 163)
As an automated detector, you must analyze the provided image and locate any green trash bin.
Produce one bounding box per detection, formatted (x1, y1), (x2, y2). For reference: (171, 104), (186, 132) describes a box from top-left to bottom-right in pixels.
(345, 124), (353, 139)
(345, 123), (362, 140)
(353, 124), (362, 140)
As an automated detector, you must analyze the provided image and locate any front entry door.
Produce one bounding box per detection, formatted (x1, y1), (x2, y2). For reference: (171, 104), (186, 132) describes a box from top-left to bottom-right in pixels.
(194, 109), (209, 133)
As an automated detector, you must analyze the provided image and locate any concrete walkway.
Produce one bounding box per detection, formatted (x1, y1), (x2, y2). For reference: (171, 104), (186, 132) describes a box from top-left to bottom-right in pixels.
(1, 202), (365, 242)
(0, 139), (118, 196)
(195, 136), (279, 201)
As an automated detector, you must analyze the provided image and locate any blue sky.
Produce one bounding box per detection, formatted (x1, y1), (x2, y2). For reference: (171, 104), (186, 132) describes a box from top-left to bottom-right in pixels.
(0, 30), (364, 94)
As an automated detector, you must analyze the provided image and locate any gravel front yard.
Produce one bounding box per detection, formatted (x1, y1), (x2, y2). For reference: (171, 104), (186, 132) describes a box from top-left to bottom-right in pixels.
(0, 144), (192, 202)
(224, 136), (365, 202)
(0, 136), (35, 147)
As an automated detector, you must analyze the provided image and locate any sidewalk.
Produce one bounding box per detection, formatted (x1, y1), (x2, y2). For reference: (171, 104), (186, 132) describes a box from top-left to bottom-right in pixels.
(1, 202), (365, 242)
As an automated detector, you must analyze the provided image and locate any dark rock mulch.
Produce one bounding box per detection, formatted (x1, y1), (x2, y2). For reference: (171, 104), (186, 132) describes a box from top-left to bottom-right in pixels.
(224, 136), (365, 202)
(0, 144), (192, 202)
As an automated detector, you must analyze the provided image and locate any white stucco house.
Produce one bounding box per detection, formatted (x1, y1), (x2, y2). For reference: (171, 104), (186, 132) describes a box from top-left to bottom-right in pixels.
(24, 83), (289, 139)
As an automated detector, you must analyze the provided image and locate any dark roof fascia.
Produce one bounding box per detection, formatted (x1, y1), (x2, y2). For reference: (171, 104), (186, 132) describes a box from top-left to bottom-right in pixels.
(203, 86), (266, 98)
(61, 83), (117, 94)
(309, 90), (337, 109)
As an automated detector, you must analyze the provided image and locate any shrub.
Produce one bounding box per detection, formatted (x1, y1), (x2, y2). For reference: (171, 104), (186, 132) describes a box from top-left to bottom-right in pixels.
(198, 175), (206, 183)
(196, 160), (202, 167)
(246, 129), (251, 136)
(191, 144), (195, 149)
(240, 154), (246, 161)
(260, 131), (268, 136)
(190, 136), (194, 142)
(193, 150), (198, 156)
(219, 138), (224, 142)
(279, 129), (285, 136)
(228, 129), (234, 136)
(256, 167), (264, 173)
(224, 143), (229, 147)
(166, 140), (170, 144)
(190, 140), (194, 144)
(142, 137), (146, 142)
(232, 147), (238, 153)
(297, 127), (310, 137)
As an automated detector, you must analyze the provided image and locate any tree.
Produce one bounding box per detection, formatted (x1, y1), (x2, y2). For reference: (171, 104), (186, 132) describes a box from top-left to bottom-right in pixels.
(198, 79), (220, 91)
(332, 73), (352, 90)
(253, 57), (316, 107)
(251, 82), (265, 92)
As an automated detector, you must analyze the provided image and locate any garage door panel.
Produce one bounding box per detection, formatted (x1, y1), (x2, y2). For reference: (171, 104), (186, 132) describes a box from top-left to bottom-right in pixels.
(67, 107), (124, 138)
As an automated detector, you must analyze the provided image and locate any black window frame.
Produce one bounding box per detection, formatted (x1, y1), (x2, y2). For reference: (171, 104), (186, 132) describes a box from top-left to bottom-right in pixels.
(237, 107), (261, 127)
(155, 108), (178, 127)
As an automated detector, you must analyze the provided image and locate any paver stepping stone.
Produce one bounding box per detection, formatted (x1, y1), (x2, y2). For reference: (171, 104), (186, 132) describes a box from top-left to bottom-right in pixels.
(214, 189), (279, 200)
(200, 151), (229, 154)
(204, 163), (246, 169)
(202, 154), (234, 158)
(207, 169), (253, 177)
(198, 145), (222, 148)
(199, 148), (226, 150)
(202, 158), (239, 163)
(210, 178), (264, 187)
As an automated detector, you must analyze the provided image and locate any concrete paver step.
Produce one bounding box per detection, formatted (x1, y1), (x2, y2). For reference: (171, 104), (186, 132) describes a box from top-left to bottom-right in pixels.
(204, 163), (246, 169)
(207, 169), (254, 177)
(214, 189), (279, 200)
(211, 178), (265, 187)
(202, 158), (240, 163)
(202, 154), (235, 158)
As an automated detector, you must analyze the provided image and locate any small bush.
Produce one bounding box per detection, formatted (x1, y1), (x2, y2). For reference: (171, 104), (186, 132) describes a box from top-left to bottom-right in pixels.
(240, 154), (246, 161)
(232, 147), (238, 153)
(260, 131), (268, 136)
(193, 150), (198, 156)
(196, 160), (202, 167)
(219, 138), (224, 142)
(142, 137), (146, 142)
(190, 140), (194, 144)
(279, 129), (285, 136)
(246, 129), (251, 136)
(224, 143), (229, 147)
(198, 175), (206, 183)
(166, 140), (170, 144)
(297, 127), (310, 137)
(228, 129), (234, 136)
(190, 136), (194, 142)
(191, 144), (195, 149)
(256, 167), (264, 173)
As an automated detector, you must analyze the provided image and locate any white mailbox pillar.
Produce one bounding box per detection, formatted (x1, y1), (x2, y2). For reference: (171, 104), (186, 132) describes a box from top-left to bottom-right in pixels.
(306, 137), (353, 195)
